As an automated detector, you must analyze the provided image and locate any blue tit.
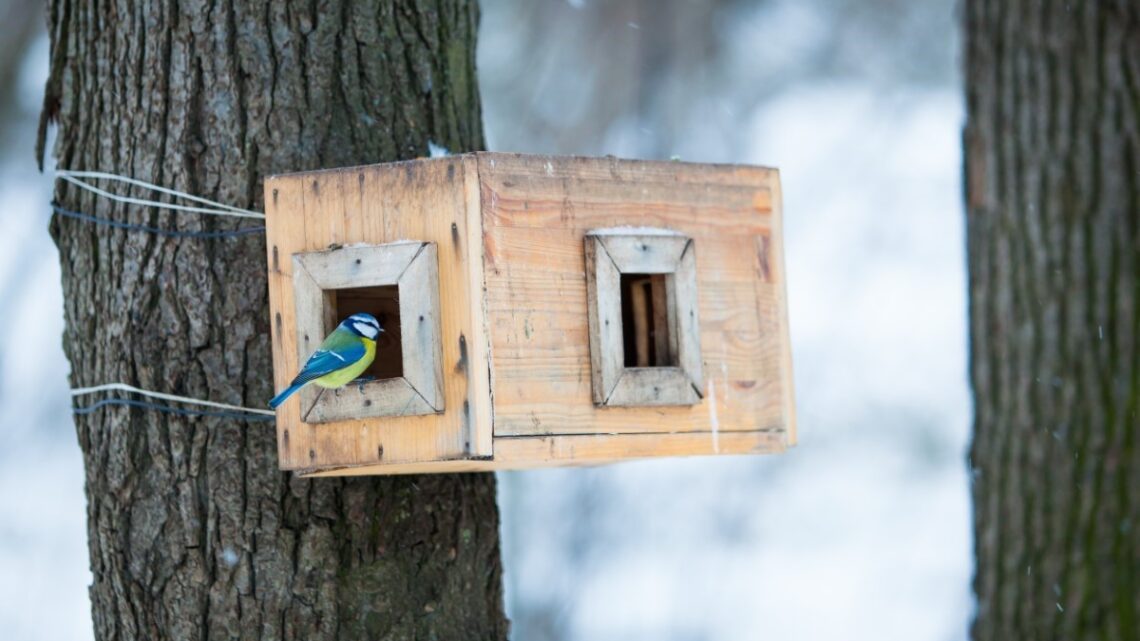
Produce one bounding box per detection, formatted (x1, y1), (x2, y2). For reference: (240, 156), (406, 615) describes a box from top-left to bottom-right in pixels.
(269, 313), (383, 409)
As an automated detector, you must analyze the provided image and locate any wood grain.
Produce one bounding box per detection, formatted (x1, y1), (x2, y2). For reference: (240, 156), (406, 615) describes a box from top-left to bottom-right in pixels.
(398, 243), (445, 410)
(769, 172), (797, 445)
(479, 153), (792, 438)
(291, 256), (333, 418)
(461, 158), (496, 456)
(597, 233), (688, 273)
(584, 236), (624, 403)
(266, 157), (493, 469)
(296, 241), (422, 289)
(290, 241), (443, 422)
(305, 377), (435, 423)
(300, 429), (787, 476)
(266, 174), (309, 467)
(605, 367), (701, 407)
(267, 152), (794, 473)
(672, 239), (703, 390)
(587, 235), (702, 406)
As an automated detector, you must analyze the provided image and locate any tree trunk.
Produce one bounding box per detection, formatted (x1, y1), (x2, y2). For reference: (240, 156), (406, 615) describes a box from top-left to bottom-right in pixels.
(964, 1), (1139, 639)
(41, 1), (508, 639)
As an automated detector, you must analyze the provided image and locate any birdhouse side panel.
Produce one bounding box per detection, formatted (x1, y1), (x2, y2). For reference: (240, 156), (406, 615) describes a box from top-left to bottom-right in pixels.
(477, 153), (794, 446)
(265, 158), (493, 471)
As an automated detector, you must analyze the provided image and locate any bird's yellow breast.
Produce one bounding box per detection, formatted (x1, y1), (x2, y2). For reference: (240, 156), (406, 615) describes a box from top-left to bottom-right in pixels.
(313, 337), (376, 389)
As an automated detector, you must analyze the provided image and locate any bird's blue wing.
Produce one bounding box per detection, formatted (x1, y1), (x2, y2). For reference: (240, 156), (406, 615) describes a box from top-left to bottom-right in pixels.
(291, 340), (366, 385)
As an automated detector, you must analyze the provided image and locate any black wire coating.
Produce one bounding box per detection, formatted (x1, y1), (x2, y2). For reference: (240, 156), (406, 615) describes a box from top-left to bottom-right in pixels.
(53, 204), (266, 239)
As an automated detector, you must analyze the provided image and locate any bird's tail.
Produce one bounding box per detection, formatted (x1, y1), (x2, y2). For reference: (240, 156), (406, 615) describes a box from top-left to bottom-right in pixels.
(268, 381), (306, 410)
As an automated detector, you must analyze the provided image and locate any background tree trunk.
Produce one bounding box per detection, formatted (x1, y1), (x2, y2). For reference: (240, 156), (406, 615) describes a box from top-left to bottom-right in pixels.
(42, 1), (507, 639)
(964, 1), (1139, 639)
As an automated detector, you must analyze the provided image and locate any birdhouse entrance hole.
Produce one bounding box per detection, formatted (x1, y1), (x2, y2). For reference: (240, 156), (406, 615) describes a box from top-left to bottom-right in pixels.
(290, 241), (445, 423)
(333, 285), (404, 380)
(619, 273), (677, 368)
(585, 230), (704, 407)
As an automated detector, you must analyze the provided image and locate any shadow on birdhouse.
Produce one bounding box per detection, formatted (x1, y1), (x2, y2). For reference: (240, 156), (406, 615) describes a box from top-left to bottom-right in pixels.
(265, 153), (795, 476)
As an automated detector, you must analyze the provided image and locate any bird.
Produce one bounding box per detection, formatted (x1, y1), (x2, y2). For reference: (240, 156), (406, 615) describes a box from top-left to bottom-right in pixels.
(269, 312), (383, 410)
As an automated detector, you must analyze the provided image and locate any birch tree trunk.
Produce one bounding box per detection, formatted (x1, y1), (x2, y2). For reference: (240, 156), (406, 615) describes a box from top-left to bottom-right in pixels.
(964, 1), (1139, 639)
(40, 1), (508, 639)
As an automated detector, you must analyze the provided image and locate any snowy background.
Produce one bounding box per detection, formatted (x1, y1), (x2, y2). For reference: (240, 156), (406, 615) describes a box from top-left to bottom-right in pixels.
(0, 0), (971, 639)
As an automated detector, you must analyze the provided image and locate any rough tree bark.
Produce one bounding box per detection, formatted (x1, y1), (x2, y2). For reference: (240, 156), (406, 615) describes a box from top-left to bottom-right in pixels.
(965, 1), (1139, 639)
(40, 1), (508, 639)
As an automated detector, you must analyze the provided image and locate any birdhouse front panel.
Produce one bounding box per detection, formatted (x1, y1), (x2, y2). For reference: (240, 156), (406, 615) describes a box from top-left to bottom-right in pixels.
(265, 153), (794, 476)
(265, 159), (494, 472)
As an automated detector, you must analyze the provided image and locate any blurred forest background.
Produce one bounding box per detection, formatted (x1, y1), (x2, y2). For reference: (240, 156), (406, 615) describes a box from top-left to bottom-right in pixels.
(0, 0), (969, 640)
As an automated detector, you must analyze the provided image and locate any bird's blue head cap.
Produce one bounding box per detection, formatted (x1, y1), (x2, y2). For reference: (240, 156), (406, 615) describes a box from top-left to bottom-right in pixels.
(342, 313), (382, 339)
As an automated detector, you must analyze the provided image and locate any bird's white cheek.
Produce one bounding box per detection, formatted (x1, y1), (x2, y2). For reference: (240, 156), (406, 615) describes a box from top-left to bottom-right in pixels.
(352, 322), (379, 339)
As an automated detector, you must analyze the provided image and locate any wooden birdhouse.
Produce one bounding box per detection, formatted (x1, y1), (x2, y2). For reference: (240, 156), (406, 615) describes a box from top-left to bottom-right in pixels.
(264, 153), (795, 476)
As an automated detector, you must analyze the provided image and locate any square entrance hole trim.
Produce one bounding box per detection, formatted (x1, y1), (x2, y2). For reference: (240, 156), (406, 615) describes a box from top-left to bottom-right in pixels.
(585, 229), (703, 407)
(292, 241), (444, 423)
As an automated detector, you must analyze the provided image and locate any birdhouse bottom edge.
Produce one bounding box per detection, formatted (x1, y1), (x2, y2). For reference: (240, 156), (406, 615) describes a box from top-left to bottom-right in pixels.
(294, 429), (789, 477)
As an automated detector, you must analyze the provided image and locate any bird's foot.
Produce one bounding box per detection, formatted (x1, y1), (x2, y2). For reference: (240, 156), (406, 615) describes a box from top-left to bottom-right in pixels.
(353, 375), (376, 392)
